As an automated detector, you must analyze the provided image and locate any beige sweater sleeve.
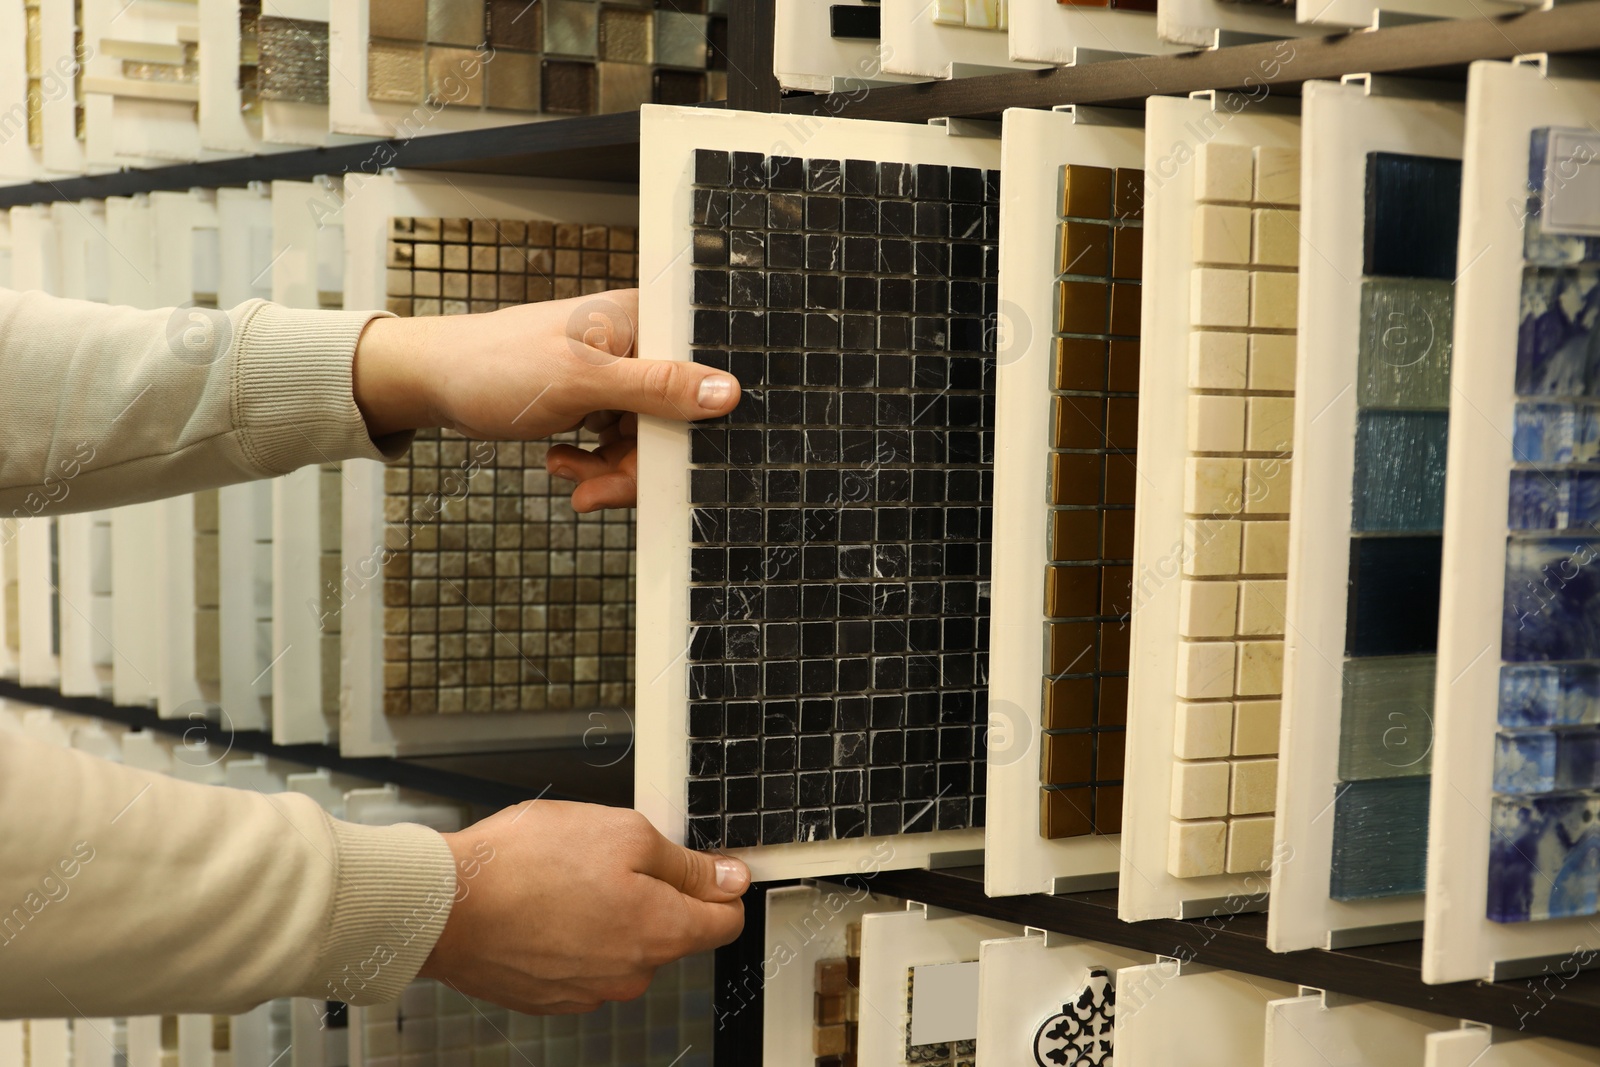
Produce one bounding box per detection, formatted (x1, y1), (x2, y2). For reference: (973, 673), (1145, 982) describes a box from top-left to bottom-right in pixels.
(0, 288), (459, 1015)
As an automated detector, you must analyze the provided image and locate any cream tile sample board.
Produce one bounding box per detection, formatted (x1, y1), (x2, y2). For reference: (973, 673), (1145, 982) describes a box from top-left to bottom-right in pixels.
(987, 105), (1142, 896)
(1426, 1029), (1600, 1067)
(1263, 993), (1454, 1067)
(1007, 0), (1183, 66)
(879, 0), (1048, 78)
(338, 169), (639, 756)
(1120, 93), (1302, 922)
(1113, 962), (1295, 1067)
(1269, 78), (1464, 954)
(1425, 60), (1600, 984)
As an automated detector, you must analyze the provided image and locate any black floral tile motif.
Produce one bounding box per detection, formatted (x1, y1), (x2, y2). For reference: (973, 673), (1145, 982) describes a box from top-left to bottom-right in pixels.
(1032, 967), (1115, 1067)
(684, 149), (999, 849)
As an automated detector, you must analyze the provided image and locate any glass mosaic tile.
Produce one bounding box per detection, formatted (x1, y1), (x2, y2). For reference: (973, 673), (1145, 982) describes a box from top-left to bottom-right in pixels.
(830, 4), (881, 38)
(1336, 654), (1435, 781)
(1362, 152), (1463, 282)
(1041, 163), (1144, 842)
(194, 489), (221, 694)
(1167, 144), (1298, 878)
(1032, 968), (1114, 1067)
(258, 16), (330, 104)
(1344, 534), (1443, 658)
(381, 217), (638, 716)
(1328, 776), (1429, 900)
(1493, 726), (1600, 794)
(1351, 410), (1449, 532)
(366, 0), (726, 116)
(1356, 277), (1453, 410)
(1499, 662), (1600, 727)
(1488, 792), (1600, 923)
(1501, 536), (1600, 662)
(1515, 265), (1600, 398)
(1523, 128), (1600, 267)
(1506, 468), (1600, 530)
(683, 149), (997, 850)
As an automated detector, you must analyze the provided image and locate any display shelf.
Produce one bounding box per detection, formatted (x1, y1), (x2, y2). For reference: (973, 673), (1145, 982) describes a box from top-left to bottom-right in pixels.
(0, 5), (1595, 212)
(0, 679), (632, 811)
(810, 866), (1600, 1048)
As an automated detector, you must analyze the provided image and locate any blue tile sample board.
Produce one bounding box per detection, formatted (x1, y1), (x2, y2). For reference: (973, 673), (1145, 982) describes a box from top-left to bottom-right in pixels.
(1489, 128), (1600, 924)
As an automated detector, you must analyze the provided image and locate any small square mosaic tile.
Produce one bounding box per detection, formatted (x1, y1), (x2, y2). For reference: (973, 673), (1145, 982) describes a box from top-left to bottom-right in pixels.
(381, 217), (639, 716)
(1039, 162), (1145, 842)
(682, 149), (999, 850)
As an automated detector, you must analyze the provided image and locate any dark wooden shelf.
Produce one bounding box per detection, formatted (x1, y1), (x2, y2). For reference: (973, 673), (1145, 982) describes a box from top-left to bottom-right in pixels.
(818, 866), (1600, 1048)
(0, 679), (633, 812)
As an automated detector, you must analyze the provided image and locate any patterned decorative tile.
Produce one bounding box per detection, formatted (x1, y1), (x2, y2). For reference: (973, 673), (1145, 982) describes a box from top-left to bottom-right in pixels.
(1032, 967), (1114, 1067)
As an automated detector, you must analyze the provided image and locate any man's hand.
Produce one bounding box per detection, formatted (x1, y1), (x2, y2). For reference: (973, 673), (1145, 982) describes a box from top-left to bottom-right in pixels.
(352, 289), (738, 511)
(418, 801), (750, 1014)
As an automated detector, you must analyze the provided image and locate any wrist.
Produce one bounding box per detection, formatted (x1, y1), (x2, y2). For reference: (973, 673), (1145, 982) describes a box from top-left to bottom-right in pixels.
(353, 316), (437, 440)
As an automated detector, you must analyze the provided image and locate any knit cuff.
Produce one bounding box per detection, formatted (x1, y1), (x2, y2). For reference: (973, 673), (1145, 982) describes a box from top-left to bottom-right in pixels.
(232, 302), (413, 475)
(302, 819), (458, 1006)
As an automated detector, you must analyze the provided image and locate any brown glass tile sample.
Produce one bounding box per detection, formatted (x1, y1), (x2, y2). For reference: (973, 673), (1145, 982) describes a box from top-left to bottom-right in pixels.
(368, 0), (725, 115)
(1040, 163), (1144, 841)
(194, 489), (221, 698)
(258, 16), (330, 104)
(381, 216), (639, 716)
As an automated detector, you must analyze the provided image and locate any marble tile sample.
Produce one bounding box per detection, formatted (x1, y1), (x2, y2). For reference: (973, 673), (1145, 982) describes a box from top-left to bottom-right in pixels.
(1032, 967), (1114, 1067)
(366, 0), (727, 115)
(683, 150), (998, 850)
(1167, 144), (1299, 878)
(381, 217), (639, 716)
(1329, 776), (1430, 900)
(258, 16), (330, 104)
(1040, 162), (1143, 841)
(1362, 152), (1464, 281)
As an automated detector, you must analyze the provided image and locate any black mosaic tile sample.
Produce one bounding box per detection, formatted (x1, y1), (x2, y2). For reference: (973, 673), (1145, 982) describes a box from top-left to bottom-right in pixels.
(684, 149), (999, 850)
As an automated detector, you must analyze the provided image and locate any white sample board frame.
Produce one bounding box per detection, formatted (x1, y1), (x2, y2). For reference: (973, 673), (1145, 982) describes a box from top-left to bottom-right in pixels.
(80, 0), (207, 166)
(1264, 992), (1454, 1066)
(762, 883), (906, 1067)
(1427, 1028), (1600, 1067)
(879, 0), (1049, 78)
(216, 184), (277, 733)
(857, 904), (1023, 1067)
(987, 105), (1142, 897)
(270, 178), (343, 745)
(258, 0), (364, 149)
(16, 517), (58, 689)
(337, 168), (638, 756)
(1425, 60), (1600, 985)
(1269, 77), (1464, 953)
(1007, 0), (1184, 65)
(974, 931), (1155, 1067)
(1158, 0), (1319, 49)
(772, 0), (927, 93)
(635, 103), (992, 880)
(1296, 0), (1526, 29)
(38, 0), (92, 177)
(1119, 92), (1301, 922)
(0, 0), (47, 182)
(197, 0), (287, 155)
(1114, 961), (1296, 1067)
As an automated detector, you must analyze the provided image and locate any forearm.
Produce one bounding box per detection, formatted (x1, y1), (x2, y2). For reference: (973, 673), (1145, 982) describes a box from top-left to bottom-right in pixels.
(0, 289), (407, 518)
(0, 734), (456, 1016)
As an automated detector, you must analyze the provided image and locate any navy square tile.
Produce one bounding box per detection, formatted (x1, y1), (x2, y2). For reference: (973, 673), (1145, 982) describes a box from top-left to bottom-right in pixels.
(724, 813), (759, 847)
(693, 149), (730, 186)
(730, 150), (766, 189)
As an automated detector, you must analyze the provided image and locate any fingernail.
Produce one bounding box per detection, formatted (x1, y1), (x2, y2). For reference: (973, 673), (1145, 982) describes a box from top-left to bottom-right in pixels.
(715, 857), (749, 892)
(697, 374), (735, 410)
(551, 465), (577, 482)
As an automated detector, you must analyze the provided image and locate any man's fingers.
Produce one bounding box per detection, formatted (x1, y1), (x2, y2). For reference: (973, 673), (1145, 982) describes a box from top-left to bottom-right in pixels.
(571, 472), (637, 512)
(638, 833), (750, 903)
(592, 357), (739, 422)
(676, 897), (746, 955)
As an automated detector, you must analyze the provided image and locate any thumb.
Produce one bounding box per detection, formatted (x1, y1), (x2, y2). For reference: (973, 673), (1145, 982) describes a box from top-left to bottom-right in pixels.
(642, 833), (751, 903)
(592, 356), (740, 422)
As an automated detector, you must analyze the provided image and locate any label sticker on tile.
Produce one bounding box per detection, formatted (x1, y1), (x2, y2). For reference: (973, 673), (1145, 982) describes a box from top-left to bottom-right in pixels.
(908, 960), (980, 1046)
